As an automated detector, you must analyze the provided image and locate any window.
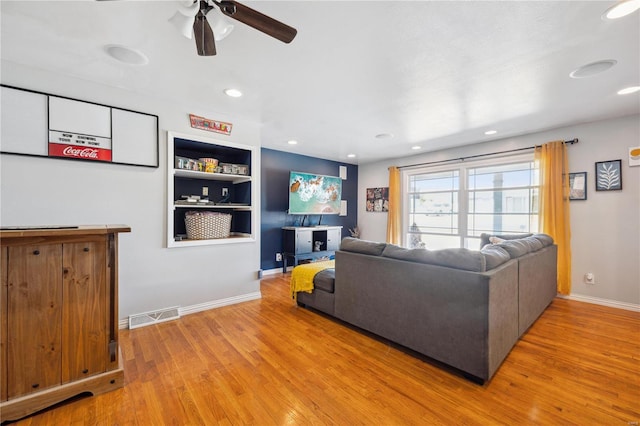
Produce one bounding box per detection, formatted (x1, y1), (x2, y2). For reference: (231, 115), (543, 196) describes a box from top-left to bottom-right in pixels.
(404, 155), (538, 250)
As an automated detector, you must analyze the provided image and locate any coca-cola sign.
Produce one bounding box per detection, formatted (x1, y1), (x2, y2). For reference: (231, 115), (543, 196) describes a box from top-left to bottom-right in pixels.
(49, 143), (112, 162)
(62, 146), (99, 159)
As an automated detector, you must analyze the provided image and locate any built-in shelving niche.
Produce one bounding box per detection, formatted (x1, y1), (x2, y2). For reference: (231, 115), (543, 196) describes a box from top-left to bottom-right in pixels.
(166, 131), (257, 248)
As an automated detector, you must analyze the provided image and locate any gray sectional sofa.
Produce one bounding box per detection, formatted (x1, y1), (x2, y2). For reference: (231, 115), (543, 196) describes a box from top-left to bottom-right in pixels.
(295, 234), (557, 383)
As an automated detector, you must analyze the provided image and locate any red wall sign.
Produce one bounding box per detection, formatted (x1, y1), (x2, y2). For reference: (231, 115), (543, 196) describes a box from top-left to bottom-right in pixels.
(189, 114), (233, 135)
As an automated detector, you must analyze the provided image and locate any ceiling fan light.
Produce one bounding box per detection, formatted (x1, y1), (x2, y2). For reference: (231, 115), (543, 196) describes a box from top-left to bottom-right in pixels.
(177, 0), (201, 17)
(169, 10), (194, 39)
(208, 11), (235, 41)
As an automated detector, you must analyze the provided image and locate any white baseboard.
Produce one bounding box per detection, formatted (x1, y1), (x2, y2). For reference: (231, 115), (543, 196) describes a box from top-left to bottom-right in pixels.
(262, 267), (291, 275)
(118, 291), (262, 329)
(558, 293), (640, 312)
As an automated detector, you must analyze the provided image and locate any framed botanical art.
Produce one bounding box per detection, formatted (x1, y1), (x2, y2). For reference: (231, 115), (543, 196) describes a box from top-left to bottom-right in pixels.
(595, 160), (622, 191)
(568, 172), (587, 200)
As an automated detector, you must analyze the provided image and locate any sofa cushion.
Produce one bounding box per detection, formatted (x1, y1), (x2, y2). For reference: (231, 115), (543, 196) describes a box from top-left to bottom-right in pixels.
(314, 268), (335, 293)
(382, 244), (487, 272)
(340, 237), (387, 256)
(480, 245), (511, 270)
(532, 233), (554, 247)
(495, 239), (532, 258)
(521, 236), (544, 252)
(479, 232), (532, 249)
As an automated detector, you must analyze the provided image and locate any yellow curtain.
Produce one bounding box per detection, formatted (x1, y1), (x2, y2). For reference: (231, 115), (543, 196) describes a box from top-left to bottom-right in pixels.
(386, 166), (401, 244)
(535, 141), (572, 295)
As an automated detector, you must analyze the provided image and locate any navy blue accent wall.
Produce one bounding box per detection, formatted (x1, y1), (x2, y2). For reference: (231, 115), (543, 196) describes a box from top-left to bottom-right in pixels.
(261, 148), (358, 271)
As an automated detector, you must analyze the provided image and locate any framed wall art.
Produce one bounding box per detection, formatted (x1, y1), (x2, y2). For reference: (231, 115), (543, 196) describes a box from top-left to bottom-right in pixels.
(366, 187), (389, 212)
(629, 147), (640, 167)
(568, 172), (587, 200)
(595, 159), (622, 191)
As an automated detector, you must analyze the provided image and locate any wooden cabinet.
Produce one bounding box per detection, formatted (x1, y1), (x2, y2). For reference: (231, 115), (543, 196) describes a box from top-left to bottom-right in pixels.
(0, 225), (130, 422)
(7, 243), (63, 398)
(282, 226), (342, 272)
(167, 131), (257, 248)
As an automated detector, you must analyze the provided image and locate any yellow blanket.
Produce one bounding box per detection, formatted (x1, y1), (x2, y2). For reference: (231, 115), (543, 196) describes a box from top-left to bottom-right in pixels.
(290, 260), (335, 299)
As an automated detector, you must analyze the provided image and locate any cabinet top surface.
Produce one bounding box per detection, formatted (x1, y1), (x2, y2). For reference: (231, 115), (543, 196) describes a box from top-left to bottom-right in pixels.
(282, 226), (342, 230)
(0, 224), (131, 239)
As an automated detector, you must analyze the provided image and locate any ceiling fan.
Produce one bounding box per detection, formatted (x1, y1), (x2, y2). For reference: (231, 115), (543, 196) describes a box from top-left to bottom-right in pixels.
(99, 0), (297, 56)
(179, 0), (297, 56)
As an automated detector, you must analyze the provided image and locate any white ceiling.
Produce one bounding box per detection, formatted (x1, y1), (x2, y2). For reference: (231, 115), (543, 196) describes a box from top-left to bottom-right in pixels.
(1, 1), (638, 164)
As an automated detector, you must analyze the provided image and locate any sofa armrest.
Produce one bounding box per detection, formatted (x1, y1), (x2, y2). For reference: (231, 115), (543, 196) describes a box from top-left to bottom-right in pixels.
(517, 244), (557, 336)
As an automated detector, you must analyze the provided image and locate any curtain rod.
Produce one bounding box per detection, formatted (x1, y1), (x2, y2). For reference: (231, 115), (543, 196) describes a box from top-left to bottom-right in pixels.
(397, 138), (578, 170)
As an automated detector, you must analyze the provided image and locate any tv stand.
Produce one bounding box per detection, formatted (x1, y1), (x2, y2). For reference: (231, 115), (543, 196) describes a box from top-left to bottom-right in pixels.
(282, 226), (342, 273)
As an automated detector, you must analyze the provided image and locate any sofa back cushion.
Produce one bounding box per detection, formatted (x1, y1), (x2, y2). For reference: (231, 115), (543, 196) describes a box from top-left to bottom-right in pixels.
(381, 244), (487, 272)
(480, 245), (511, 270)
(494, 239), (531, 258)
(340, 237), (387, 256)
(531, 233), (554, 247)
(493, 234), (554, 259)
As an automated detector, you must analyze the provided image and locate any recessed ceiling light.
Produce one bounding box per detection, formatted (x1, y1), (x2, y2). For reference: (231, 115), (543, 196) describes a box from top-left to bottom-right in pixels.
(287, 140), (298, 145)
(569, 60), (617, 78)
(617, 86), (640, 95)
(224, 88), (243, 98)
(603, 0), (640, 20)
(411, 146), (421, 150)
(484, 130), (498, 135)
(375, 133), (394, 139)
(347, 154), (356, 158)
(104, 45), (148, 65)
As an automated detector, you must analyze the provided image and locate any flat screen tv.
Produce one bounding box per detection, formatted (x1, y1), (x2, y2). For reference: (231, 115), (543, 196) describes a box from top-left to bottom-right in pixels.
(288, 171), (342, 215)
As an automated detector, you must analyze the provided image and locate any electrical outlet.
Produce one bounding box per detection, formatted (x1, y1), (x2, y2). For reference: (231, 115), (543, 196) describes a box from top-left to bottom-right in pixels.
(275, 253), (282, 262)
(202, 186), (208, 196)
(222, 187), (229, 197)
(584, 272), (595, 285)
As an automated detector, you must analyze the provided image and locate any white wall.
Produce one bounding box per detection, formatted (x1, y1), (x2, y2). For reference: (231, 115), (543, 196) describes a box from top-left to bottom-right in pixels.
(0, 62), (262, 320)
(358, 115), (640, 307)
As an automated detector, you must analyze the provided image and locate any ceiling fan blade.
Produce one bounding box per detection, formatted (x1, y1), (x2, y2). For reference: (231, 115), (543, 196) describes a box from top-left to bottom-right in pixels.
(193, 14), (217, 56)
(218, 0), (297, 44)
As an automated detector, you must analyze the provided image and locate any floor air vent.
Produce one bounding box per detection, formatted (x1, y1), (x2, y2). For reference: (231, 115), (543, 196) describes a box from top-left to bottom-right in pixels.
(129, 306), (180, 329)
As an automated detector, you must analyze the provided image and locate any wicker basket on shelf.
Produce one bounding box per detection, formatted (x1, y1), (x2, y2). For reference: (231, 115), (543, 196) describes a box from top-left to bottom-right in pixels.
(185, 211), (232, 239)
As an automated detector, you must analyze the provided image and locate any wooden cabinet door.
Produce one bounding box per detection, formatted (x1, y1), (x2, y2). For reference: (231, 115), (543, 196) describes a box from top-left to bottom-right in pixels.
(1, 247), (7, 401)
(7, 244), (63, 398)
(62, 239), (108, 383)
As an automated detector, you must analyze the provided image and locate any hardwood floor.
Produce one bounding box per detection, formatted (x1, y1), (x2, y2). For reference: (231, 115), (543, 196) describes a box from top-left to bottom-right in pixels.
(10, 273), (640, 425)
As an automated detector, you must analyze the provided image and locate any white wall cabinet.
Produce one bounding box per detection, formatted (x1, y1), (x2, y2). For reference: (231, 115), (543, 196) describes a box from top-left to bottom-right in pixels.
(167, 131), (256, 248)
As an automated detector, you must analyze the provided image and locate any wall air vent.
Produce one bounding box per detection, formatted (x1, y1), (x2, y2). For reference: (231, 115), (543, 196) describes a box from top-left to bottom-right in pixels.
(128, 306), (180, 329)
